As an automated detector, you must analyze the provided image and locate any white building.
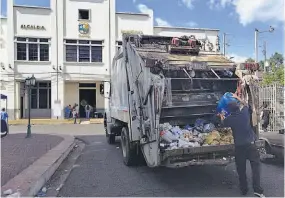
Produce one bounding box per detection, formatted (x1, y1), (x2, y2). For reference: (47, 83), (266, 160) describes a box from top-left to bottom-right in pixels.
(0, 0), (221, 120)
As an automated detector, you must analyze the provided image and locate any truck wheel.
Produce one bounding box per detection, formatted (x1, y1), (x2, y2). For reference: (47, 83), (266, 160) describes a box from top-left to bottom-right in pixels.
(121, 127), (139, 166)
(106, 133), (116, 144)
(104, 116), (115, 144)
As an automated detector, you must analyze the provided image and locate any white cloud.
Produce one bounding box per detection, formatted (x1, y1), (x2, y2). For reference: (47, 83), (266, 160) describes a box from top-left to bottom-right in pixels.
(180, 0), (195, 9)
(209, 0), (284, 26)
(155, 18), (171, 27)
(185, 21), (198, 27)
(137, 4), (153, 15)
(137, 4), (170, 27)
(233, 0), (284, 26)
(208, 0), (232, 9)
(227, 53), (248, 63)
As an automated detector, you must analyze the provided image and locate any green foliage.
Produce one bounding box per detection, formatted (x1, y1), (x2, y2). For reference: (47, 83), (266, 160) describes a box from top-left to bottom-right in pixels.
(261, 52), (284, 86)
(262, 66), (284, 85)
(245, 58), (255, 63)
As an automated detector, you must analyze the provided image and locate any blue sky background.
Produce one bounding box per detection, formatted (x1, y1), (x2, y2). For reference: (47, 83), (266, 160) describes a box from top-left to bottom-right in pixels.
(1, 0), (284, 62)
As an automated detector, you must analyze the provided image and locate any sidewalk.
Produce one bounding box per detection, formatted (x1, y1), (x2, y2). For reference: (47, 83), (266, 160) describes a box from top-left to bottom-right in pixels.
(8, 118), (103, 125)
(1, 133), (75, 196)
(1, 133), (63, 186)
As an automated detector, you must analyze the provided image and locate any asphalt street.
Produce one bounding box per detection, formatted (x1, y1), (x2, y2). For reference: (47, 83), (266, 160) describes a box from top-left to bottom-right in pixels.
(10, 124), (284, 197)
(60, 136), (284, 197)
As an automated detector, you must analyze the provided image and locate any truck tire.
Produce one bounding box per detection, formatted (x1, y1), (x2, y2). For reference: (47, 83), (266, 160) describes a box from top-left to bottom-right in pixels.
(106, 133), (116, 144)
(104, 115), (116, 144)
(121, 127), (140, 166)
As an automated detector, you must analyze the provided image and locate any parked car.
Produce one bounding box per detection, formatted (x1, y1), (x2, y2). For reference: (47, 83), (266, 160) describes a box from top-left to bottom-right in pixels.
(259, 130), (284, 160)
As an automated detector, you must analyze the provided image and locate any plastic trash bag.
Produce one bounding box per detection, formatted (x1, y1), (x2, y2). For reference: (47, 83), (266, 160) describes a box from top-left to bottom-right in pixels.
(170, 126), (183, 138)
(184, 125), (193, 131)
(159, 123), (172, 131)
(160, 130), (179, 143)
(203, 123), (215, 133)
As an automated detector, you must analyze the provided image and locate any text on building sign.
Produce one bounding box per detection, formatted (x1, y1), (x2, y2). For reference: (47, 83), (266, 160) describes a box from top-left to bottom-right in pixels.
(21, 25), (45, 30)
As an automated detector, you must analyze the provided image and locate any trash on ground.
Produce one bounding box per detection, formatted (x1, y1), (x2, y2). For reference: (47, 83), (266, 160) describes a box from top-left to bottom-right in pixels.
(3, 189), (13, 195)
(159, 120), (234, 150)
(6, 192), (20, 198)
(56, 184), (63, 191)
(41, 187), (47, 193)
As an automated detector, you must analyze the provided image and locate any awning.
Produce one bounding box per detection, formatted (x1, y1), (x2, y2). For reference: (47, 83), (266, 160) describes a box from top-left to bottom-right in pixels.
(0, 94), (7, 99)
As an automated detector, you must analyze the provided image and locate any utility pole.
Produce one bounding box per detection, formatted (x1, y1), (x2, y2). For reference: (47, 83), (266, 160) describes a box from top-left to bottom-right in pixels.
(222, 33), (230, 56)
(263, 41), (266, 64)
(254, 26), (274, 63)
(262, 41), (267, 71)
(223, 33), (226, 56)
(254, 29), (258, 63)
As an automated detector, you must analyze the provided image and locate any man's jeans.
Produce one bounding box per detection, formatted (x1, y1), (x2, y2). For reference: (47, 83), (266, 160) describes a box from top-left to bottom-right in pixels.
(235, 143), (263, 194)
(86, 111), (90, 119)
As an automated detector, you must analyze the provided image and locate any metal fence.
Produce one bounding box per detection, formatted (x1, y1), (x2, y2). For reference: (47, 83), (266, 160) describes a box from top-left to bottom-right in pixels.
(259, 83), (284, 132)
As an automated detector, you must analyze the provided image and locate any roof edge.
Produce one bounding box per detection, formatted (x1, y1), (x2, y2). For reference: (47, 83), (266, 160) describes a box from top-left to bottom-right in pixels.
(154, 26), (219, 32)
(116, 12), (149, 17)
(13, 5), (51, 10)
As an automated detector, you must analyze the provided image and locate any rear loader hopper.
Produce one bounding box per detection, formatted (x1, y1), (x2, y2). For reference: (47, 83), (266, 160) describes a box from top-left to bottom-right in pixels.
(104, 34), (265, 168)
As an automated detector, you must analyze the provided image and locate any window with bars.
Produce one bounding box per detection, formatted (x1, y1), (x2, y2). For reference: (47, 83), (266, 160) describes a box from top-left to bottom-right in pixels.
(31, 82), (51, 109)
(64, 39), (103, 63)
(116, 41), (122, 52)
(15, 37), (50, 61)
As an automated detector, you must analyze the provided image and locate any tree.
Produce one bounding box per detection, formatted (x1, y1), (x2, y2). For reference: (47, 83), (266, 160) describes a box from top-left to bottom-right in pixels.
(269, 52), (283, 67)
(262, 52), (284, 86)
(245, 58), (255, 63)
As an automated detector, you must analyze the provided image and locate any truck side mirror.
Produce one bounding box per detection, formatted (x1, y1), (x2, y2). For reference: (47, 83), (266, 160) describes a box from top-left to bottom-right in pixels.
(100, 83), (104, 95)
(100, 82), (111, 99)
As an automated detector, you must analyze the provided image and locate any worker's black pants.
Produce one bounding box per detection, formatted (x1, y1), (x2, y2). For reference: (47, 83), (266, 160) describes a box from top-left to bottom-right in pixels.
(235, 143), (263, 194)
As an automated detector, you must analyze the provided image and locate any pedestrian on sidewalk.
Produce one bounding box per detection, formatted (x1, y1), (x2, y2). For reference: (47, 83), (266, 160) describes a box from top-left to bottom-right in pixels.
(64, 105), (72, 119)
(219, 93), (265, 198)
(72, 108), (78, 124)
(1, 108), (8, 123)
(85, 104), (91, 119)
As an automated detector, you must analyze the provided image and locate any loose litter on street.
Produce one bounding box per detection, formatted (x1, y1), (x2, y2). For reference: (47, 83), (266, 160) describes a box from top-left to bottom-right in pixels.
(159, 119), (234, 150)
(3, 189), (13, 196)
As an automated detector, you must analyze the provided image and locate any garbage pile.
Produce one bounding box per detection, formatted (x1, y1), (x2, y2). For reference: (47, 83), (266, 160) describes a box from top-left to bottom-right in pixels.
(159, 119), (234, 150)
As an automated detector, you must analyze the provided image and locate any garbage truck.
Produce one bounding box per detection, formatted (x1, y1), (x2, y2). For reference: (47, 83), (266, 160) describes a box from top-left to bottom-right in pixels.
(104, 34), (265, 168)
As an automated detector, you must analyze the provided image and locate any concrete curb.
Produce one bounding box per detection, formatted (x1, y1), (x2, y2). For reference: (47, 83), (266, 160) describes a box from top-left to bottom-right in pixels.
(1, 135), (75, 197)
(8, 118), (104, 125)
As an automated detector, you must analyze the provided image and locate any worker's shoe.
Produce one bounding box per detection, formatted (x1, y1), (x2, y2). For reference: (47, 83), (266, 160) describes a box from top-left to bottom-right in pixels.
(240, 189), (248, 196)
(254, 192), (266, 198)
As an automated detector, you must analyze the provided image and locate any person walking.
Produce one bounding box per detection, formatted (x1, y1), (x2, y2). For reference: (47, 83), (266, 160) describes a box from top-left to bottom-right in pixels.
(219, 93), (265, 198)
(1, 108), (8, 122)
(85, 104), (91, 119)
(64, 105), (71, 119)
(72, 108), (78, 124)
(1, 108), (8, 136)
(260, 103), (270, 132)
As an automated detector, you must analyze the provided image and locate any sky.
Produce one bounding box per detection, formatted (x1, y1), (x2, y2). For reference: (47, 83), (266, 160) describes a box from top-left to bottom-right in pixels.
(1, 0), (284, 63)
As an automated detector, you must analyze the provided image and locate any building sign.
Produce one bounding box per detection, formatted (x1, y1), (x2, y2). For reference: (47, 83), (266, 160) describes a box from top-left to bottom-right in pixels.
(21, 25), (45, 30)
(79, 22), (90, 37)
(121, 30), (143, 35)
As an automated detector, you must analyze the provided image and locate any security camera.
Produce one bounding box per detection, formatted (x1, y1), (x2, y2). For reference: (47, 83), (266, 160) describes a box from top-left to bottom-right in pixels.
(269, 26), (275, 32)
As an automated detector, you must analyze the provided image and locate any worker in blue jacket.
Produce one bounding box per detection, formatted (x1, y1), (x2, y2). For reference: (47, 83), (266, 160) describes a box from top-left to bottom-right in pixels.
(219, 93), (265, 198)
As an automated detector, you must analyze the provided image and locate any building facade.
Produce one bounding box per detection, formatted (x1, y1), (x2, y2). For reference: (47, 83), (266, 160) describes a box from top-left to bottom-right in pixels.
(0, 0), (221, 120)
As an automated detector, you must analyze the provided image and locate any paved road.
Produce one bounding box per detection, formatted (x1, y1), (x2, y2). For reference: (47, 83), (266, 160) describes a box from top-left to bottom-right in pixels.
(10, 124), (284, 197)
(60, 135), (283, 196)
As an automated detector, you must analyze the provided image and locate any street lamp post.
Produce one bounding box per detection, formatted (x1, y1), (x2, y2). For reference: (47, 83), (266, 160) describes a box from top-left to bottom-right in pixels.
(25, 75), (36, 138)
(254, 26), (274, 68)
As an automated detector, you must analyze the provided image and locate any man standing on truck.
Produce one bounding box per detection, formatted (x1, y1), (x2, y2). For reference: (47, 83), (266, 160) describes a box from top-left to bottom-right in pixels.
(219, 93), (265, 198)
